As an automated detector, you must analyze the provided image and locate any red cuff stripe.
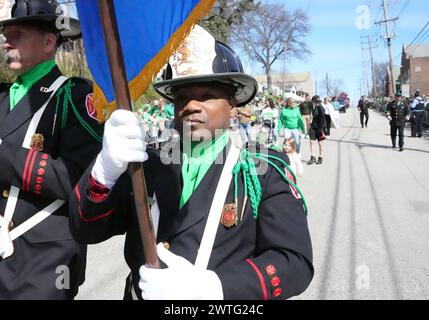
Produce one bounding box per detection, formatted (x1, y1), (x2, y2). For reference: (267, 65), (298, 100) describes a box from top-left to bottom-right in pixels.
(246, 259), (268, 300)
(22, 149), (35, 191)
(79, 207), (114, 223)
(26, 149), (38, 192)
(75, 185), (81, 202)
(75, 184), (115, 223)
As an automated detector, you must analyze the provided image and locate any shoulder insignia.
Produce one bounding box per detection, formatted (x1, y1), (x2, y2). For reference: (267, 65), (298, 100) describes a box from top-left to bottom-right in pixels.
(85, 93), (98, 120)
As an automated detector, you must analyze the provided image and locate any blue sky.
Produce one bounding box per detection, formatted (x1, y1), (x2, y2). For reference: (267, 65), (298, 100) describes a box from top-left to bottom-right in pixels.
(244, 0), (429, 103)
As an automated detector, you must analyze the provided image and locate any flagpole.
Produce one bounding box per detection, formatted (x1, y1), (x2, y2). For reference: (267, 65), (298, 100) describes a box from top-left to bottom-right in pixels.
(97, 0), (160, 268)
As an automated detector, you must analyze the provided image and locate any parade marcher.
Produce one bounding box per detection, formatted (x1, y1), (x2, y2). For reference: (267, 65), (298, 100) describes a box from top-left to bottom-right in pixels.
(321, 97), (334, 137)
(261, 98), (279, 143)
(278, 98), (305, 153)
(237, 104), (253, 145)
(410, 90), (425, 138)
(307, 95), (326, 165)
(386, 92), (410, 151)
(358, 95), (370, 128)
(299, 94), (313, 139)
(0, 0), (103, 299)
(69, 25), (313, 300)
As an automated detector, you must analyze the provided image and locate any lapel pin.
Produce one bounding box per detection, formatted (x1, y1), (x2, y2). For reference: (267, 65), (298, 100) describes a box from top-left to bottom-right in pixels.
(40, 87), (49, 93)
(221, 203), (238, 228)
(30, 134), (44, 151)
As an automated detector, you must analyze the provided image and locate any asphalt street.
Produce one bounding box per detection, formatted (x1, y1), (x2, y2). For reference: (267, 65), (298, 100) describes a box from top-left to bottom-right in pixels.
(76, 108), (429, 300)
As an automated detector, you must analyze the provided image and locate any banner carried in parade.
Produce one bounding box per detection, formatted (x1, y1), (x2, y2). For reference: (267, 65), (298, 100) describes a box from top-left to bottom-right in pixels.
(75, 0), (215, 121)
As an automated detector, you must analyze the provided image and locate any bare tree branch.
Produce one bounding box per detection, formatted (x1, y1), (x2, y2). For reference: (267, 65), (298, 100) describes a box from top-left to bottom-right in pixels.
(232, 3), (311, 91)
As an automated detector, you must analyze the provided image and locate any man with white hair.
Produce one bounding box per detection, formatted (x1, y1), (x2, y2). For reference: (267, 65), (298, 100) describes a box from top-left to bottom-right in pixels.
(0, 0), (103, 299)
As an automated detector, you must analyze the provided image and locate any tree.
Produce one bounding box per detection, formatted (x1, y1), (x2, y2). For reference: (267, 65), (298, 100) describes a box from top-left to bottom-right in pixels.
(320, 78), (345, 97)
(232, 3), (310, 91)
(200, 0), (259, 43)
(373, 62), (388, 98)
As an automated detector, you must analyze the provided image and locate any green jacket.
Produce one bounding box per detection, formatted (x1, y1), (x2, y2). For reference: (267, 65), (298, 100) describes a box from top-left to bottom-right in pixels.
(278, 107), (305, 132)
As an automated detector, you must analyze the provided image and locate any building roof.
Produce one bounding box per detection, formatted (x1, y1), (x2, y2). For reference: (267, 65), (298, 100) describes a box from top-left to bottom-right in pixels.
(404, 43), (429, 58)
(253, 72), (312, 83)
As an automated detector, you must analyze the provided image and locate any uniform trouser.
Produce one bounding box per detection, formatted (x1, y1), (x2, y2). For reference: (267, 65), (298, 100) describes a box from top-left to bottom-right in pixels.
(411, 112), (424, 137)
(324, 115), (331, 135)
(390, 122), (405, 148)
(360, 111), (369, 127)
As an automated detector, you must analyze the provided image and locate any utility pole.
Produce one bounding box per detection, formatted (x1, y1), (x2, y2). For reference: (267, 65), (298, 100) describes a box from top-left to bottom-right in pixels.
(361, 35), (378, 97)
(375, 0), (399, 97)
(360, 46), (369, 96)
(326, 73), (329, 97)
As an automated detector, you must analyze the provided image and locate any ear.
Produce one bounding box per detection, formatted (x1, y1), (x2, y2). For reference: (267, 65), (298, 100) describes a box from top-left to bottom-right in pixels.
(229, 99), (237, 118)
(44, 33), (58, 55)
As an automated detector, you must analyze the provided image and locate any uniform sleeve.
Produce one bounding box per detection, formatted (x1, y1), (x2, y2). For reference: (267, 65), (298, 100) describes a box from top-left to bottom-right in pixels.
(68, 165), (130, 244)
(0, 79), (104, 201)
(69, 154), (156, 244)
(216, 152), (313, 300)
(385, 103), (391, 117)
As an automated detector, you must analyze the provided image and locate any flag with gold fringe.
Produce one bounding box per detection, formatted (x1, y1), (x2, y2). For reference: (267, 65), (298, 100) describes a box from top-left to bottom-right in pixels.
(75, 0), (215, 121)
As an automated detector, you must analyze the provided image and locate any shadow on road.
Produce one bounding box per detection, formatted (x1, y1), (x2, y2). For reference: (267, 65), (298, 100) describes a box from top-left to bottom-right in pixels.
(328, 138), (429, 154)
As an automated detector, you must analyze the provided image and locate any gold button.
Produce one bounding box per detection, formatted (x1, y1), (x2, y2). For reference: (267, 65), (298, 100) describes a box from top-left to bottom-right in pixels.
(163, 242), (170, 250)
(2, 190), (9, 198)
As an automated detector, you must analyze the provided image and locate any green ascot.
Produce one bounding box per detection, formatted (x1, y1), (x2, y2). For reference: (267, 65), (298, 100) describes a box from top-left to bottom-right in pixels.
(180, 131), (230, 209)
(9, 60), (56, 110)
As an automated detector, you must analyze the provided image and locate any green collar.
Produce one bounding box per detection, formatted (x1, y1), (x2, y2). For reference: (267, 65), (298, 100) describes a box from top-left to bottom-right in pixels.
(180, 132), (230, 209)
(10, 60), (56, 110)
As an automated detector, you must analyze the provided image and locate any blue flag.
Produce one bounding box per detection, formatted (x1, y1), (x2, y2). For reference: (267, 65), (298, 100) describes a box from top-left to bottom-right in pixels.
(75, 0), (215, 121)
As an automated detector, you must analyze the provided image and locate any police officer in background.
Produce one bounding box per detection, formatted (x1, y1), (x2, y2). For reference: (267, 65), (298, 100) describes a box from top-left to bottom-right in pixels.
(410, 90), (425, 138)
(386, 92), (410, 152)
(358, 95), (369, 128)
(0, 0), (103, 299)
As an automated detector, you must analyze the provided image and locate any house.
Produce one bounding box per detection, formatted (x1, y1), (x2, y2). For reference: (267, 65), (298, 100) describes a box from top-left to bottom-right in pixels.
(398, 43), (429, 97)
(253, 72), (314, 96)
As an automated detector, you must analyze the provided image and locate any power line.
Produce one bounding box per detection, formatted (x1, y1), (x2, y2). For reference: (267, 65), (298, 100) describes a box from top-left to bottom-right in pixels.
(393, 21), (429, 62)
(406, 27), (429, 52)
(405, 21), (429, 51)
(396, 0), (411, 17)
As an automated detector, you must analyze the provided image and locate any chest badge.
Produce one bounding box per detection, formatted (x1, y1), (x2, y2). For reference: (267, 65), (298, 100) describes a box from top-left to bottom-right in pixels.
(30, 134), (44, 151)
(221, 203), (238, 228)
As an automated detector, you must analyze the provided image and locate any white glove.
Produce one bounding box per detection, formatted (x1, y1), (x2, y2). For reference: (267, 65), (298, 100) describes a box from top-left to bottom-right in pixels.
(92, 110), (147, 189)
(139, 243), (224, 300)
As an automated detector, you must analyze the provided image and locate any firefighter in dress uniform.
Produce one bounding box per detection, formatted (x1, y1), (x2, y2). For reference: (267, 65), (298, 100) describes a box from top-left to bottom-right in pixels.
(69, 26), (313, 300)
(0, 0), (103, 299)
(386, 92), (410, 151)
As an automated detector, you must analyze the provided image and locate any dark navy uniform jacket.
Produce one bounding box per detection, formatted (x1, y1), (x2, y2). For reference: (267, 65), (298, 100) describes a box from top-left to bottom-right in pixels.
(386, 101), (409, 125)
(69, 145), (314, 300)
(0, 66), (103, 299)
